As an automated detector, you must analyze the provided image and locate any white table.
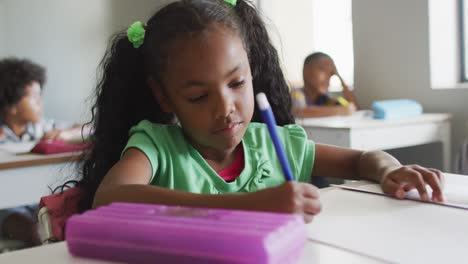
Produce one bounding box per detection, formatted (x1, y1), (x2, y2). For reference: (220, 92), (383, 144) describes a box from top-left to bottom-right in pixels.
(0, 236), (384, 264)
(1, 174), (465, 263)
(308, 173), (468, 264)
(0, 146), (80, 209)
(296, 113), (452, 171)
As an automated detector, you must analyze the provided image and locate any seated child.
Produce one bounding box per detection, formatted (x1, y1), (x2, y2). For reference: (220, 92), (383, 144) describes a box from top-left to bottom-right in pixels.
(292, 52), (359, 118)
(0, 58), (84, 143)
(0, 57), (86, 247)
(66, 0), (444, 229)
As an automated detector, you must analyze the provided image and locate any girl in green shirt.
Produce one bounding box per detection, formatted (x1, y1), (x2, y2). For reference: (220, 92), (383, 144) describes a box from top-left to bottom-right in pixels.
(73, 0), (444, 222)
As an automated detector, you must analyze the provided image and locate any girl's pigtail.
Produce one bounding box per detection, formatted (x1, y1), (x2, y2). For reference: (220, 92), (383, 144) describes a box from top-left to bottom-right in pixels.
(234, 0), (294, 126)
(79, 32), (168, 210)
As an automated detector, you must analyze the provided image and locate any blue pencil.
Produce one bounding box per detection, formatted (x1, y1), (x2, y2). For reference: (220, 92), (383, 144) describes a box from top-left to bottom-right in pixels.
(256, 93), (295, 182)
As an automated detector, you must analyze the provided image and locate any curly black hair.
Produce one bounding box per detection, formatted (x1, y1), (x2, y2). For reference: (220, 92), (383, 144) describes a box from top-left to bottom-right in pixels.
(303, 52), (333, 68)
(71, 0), (294, 212)
(0, 57), (46, 117)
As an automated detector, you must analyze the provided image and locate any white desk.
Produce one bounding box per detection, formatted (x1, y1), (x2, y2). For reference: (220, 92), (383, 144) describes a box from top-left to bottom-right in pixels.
(297, 113), (452, 171)
(0, 146), (80, 209)
(1, 173), (465, 263)
(308, 173), (468, 263)
(0, 236), (384, 264)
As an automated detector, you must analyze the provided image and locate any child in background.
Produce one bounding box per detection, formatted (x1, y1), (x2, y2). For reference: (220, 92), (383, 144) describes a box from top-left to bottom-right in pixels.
(0, 58), (85, 246)
(0, 58), (84, 143)
(70, 0), (444, 223)
(292, 52), (359, 118)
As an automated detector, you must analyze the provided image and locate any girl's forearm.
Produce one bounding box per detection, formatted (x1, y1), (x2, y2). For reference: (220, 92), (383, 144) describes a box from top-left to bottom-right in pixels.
(93, 184), (250, 210)
(294, 105), (352, 118)
(358, 151), (402, 183)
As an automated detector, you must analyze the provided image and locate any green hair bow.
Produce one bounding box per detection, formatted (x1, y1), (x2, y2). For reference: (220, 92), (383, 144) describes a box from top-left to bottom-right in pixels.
(127, 21), (146, 49)
(224, 0), (237, 6)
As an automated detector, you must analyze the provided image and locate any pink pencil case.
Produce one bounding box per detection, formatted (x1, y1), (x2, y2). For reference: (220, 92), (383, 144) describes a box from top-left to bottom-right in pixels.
(66, 203), (307, 264)
(31, 140), (91, 154)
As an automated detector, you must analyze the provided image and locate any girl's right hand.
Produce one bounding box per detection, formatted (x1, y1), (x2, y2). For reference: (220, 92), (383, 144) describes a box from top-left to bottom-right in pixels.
(0, 128), (5, 140)
(248, 182), (322, 223)
(41, 129), (63, 141)
(339, 103), (356, 116)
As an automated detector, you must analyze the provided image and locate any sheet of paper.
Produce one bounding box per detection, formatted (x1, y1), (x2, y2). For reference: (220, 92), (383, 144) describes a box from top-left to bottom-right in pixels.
(309, 182), (468, 264)
(0, 142), (36, 154)
(334, 179), (468, 210)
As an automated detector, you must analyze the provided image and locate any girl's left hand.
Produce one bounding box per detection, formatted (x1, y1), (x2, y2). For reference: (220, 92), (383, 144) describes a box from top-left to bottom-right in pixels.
(41, 129), (64, 141)
(380, 165), (445, 202)
(0, 128), (5, 140)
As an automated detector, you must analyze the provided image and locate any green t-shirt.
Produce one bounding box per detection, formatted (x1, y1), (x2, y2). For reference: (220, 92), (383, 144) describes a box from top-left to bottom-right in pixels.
(123, 121), (315, 194)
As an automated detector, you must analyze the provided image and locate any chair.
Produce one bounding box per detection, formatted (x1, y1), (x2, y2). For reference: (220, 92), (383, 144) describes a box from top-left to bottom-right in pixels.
(0, 239), (26, 254)
(0, 206), (35, 253)
(455, 138), (468, 175)
(38, 187), (85, 243)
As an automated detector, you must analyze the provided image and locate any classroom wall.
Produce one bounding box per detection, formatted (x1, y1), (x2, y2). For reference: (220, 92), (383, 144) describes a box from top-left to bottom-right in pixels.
(0, 0), (260, 123)
(353, 0), (468, 171)
(260, 0), (315, 85)
(107, 0), (174, 31)
(0, 0), (111, 122)
(0, 0), (166, 123)
(3, 0), (464, 170)
(0, 2), (4, 54)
